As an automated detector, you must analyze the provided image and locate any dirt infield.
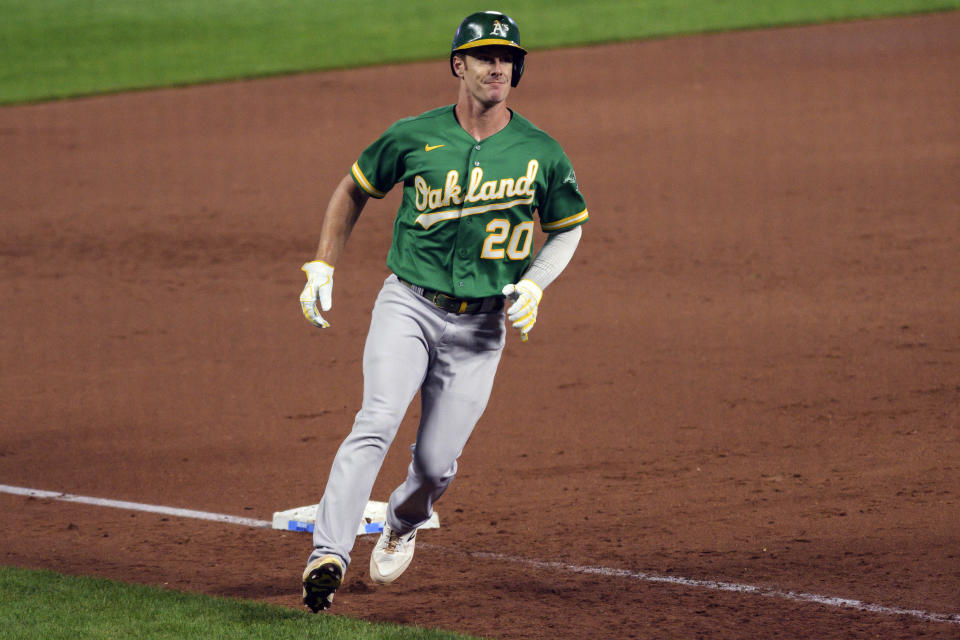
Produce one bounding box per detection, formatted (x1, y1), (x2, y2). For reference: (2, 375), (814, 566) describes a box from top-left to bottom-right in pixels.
(2, 11), (958, 640)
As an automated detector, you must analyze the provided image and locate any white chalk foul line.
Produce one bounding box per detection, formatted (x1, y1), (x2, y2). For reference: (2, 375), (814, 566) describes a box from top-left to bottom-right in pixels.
(456, 550), (960, 626)
(0, 484), (271, 529)
(3, 483), (958, 626)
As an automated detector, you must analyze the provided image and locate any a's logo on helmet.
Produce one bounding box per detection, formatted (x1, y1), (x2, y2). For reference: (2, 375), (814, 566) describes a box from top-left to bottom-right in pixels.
(491, 20), (510, 38)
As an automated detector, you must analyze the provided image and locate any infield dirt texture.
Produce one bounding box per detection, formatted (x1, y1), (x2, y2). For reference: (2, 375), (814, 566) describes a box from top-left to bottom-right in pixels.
(1, 11), (958, 640)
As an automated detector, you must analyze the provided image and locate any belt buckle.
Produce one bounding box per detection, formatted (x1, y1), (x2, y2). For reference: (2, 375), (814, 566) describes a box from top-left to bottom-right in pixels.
(430, 291), (451, 311)
(431, 290), (470, 313)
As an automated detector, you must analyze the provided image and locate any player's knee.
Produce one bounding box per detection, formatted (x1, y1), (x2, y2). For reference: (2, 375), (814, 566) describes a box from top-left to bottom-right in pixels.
(413, 458), (458, 487)
(352, 406), (405, 439)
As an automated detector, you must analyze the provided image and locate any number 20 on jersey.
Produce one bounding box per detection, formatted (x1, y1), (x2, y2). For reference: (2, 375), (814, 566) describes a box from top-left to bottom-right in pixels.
(481, 220), (534, 260)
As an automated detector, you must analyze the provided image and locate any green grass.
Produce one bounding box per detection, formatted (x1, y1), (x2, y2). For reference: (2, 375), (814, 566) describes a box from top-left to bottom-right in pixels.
(0, 566), (484, 640)
(1, 0), (958, 104)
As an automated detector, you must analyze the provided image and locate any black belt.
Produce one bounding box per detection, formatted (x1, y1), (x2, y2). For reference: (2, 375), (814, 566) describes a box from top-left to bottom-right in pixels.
(399, 278), (504, 314)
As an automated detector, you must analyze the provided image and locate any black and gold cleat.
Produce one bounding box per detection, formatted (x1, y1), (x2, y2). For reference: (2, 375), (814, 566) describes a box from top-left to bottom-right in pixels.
(302, 555), (344, 613)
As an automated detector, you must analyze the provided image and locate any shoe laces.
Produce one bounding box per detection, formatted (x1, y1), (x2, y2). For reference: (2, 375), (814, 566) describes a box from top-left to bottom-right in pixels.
(384, 528), (414, 553)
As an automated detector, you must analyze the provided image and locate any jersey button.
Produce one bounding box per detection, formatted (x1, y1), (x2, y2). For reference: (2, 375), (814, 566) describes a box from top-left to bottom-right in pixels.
(475, 145), (481, 150)
(474, 161), (480, 167)
(458, 248), (469, 257)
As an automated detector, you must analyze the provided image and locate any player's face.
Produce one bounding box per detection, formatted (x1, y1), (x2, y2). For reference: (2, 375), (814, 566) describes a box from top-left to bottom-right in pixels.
(455, 47), (514, 107)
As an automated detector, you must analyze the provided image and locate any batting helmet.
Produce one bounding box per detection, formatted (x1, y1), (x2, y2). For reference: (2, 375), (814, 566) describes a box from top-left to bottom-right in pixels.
(450, 11), (527, 87)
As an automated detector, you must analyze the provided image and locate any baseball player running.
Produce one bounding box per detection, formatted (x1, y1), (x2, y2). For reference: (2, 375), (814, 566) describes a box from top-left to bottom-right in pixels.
(299, 11), (589, 612)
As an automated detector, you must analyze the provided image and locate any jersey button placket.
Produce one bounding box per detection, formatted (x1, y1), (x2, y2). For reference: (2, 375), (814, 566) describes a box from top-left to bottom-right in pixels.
(453, 145), (480, 294)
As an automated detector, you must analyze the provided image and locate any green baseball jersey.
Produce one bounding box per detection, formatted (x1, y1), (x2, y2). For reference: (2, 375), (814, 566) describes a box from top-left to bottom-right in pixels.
(350, 105), (588, 298)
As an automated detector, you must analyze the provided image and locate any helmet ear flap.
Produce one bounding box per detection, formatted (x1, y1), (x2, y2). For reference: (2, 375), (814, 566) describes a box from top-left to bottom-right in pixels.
(511, 54), (525, 87)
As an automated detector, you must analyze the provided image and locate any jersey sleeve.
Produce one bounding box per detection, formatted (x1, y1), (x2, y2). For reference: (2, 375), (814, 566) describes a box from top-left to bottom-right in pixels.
(350, 121), (408, 199)
(538, 149), (589, 232)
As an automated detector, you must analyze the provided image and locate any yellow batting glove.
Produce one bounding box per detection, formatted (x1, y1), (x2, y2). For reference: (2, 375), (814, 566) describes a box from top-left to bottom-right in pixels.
(299, 260), (334, 329)
(502, 279), (543, 342)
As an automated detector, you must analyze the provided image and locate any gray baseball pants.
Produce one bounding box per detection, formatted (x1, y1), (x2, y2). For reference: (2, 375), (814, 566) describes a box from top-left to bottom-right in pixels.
(307, 274), (505, 569)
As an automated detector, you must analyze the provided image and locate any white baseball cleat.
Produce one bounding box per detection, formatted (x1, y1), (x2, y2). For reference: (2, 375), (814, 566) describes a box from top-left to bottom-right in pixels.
(370, 522), (417, 584)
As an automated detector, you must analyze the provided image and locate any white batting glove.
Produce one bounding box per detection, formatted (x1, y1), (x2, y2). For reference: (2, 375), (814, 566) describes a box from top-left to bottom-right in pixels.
(502, 279), (543, 342)
(299, 260), (334, 329)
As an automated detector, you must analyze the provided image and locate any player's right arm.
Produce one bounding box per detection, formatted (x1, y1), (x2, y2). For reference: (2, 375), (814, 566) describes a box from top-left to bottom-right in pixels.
(314, 174), (370, 266)
(300, 175), (370, 328)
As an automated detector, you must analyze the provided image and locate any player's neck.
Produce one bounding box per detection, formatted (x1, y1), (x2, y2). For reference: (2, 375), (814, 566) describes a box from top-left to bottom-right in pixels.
(454, 98), (511, 142)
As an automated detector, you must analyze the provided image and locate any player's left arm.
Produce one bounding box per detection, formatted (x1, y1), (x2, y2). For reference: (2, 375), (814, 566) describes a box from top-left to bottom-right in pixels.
(502, 225), (582, 340)
(503, 145), (587, 340)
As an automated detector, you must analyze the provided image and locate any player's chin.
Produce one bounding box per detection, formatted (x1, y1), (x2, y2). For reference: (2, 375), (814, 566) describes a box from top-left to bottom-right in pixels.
(484, 83), (510, 102)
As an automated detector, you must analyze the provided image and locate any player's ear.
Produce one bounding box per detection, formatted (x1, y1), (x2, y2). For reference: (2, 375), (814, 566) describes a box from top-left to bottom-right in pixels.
(452, 53), (466, 78)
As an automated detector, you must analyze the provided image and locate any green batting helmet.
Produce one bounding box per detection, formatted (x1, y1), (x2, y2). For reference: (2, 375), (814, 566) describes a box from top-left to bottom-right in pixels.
(450, 11), (527, 87)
